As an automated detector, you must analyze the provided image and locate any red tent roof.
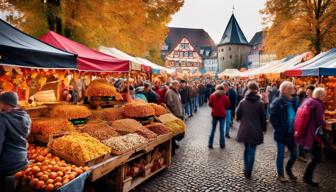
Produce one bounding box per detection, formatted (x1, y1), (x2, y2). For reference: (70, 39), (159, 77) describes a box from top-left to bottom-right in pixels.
(40, 31), (129, 72)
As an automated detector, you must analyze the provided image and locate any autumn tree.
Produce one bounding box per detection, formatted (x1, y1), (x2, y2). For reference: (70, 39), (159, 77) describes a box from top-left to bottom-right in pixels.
(261, 0), (336, 58)
(0, 0), (184, 64)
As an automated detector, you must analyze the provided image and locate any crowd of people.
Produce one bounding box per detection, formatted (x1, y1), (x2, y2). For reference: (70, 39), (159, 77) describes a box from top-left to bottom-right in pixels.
(122, 77), (330, 187)
(0, 77), (331, 190)
(207, 79), (329, 187)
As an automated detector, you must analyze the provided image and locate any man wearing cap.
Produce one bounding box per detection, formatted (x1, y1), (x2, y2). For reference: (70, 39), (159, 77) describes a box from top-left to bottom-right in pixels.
(0, 91), (31, 190)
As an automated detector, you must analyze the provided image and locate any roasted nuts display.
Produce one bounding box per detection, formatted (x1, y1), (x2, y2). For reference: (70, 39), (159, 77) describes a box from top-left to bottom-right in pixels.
(50, 105), (92, 120)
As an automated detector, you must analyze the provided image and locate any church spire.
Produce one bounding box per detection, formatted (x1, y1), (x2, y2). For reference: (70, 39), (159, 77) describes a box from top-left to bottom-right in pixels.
(218, 14), (249, 46)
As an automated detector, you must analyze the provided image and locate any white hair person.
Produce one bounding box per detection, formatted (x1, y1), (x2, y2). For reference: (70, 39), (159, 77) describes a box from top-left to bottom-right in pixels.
(279, 81), (294, 94)
(312, 87), (326, 100)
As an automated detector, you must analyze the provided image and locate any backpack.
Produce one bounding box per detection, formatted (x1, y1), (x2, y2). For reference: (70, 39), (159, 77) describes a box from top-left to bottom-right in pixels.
(294, 100), (312, 138)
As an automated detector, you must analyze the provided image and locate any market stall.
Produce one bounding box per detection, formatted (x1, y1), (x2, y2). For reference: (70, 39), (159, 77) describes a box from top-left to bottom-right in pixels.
(1, 21), (184, 192)
(40, 31), (130, 72)
(284, 49), (333, 77)
(99, 46), (142, 71)
(0, 19), (77, 69)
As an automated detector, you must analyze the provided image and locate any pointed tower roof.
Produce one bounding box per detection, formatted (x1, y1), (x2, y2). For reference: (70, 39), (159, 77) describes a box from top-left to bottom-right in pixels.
(219, 14), (250, 46)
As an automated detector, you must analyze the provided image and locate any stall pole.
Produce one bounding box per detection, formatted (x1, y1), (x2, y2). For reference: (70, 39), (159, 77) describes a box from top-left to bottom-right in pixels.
(127, 63), (131, 96)
(56, 81), (62, 101)
(25, 87), (30, 104)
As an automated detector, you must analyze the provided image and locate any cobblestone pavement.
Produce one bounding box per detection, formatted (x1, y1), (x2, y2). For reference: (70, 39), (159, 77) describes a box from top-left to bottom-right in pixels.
(134, 106), (336, 192)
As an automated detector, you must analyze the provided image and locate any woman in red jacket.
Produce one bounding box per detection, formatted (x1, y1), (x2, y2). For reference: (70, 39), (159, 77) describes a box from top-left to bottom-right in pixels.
(208, 84), (230, 149)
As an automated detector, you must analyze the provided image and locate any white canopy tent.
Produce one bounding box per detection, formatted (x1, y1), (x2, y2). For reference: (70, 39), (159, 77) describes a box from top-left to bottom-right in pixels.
(99, 46), (142, 71)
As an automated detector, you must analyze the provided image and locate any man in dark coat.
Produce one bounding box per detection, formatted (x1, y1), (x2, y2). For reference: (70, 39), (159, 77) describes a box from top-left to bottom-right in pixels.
(0, 92), (31, 191)
(236, 81), (266, 178)
(143, 82), (158, 103)
(223, 82), (238, 138)
(270, 81), (298, 182)
(179, 80), (191, 118)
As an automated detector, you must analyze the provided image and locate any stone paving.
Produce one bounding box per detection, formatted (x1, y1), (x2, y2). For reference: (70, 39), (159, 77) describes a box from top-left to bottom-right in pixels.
(134, 105), (336, 192)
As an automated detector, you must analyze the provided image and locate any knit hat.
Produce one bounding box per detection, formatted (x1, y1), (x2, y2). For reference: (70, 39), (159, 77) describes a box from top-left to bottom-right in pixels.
(0, 91), (19, 107)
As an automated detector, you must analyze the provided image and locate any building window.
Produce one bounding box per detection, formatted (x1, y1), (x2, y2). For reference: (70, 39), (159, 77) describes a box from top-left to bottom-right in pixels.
(205, 50), (210, 56)
(221, 48), (224, 52)
(222, 57), (225, 60)
(229, 47), (231, 51)
(230, 55), (232, 59)
(161, 44), (169, 51)
(200, 49), (204, 55)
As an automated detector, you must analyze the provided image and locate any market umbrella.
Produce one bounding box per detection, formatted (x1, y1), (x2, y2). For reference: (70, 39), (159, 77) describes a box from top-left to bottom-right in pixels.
(0, 19), (77, 69)
(40, 31), (129, 72)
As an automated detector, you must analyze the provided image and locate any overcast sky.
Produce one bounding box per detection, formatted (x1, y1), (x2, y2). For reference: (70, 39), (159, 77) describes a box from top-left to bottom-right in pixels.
(168, 0), (267, 44)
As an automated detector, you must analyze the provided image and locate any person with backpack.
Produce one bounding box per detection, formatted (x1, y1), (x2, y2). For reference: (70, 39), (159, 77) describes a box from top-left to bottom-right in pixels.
(297, 85), (315, 162)
(270, 81), (298, 182)
(236, 81), (267, 179)
(294, 87), (327, 186)
(208, 84), (230, 149)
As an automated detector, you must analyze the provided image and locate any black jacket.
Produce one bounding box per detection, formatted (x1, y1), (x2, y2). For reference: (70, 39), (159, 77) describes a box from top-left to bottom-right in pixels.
(236, 92), (266, 145)
(144, 90), (158, 103)
(179, 87), (190, 104)
(226, 88), (238, 111)
(270, 95), (298, 144)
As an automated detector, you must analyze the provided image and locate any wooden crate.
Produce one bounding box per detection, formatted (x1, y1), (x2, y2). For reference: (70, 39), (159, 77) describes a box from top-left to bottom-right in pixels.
(49, 148), (111, 167)
(114, 138), (172, 192)
(89, 151), (133, 182)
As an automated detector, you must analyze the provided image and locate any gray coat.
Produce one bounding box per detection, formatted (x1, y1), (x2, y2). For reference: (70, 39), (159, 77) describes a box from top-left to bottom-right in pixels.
(165, 88), (183, 119)
(0, 109), (31, 174)
(236, 92), (266, 145)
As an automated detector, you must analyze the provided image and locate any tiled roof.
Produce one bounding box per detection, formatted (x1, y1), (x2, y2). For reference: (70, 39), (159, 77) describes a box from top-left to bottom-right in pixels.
(219, 14), (250, 46)
(163, 27), (216, 53)
(249, 31), (263, 46)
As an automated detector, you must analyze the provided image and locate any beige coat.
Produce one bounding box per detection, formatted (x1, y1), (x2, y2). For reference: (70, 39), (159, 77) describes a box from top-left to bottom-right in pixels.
(165, 88), (182, 118)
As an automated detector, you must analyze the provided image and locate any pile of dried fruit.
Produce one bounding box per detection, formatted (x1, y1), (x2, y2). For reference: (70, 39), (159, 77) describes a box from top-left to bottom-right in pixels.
(149, 103), (167, 116)
(48, 133), (111, 163)
(51, 105), (92, 120)
(91, 107), (125, 122)
(103, 134), (148, 153)
(123, 102), (155, 118)
(158, 113), (186, 134)
(145, 123), (171, 135)
(82, 121), (120, 141)
(15, 145), (90, 191)
(135, 129), (157, 140)
(86, 79), (123, 100)
(111, 119), (144, 135)
(32, 118), (75, 137)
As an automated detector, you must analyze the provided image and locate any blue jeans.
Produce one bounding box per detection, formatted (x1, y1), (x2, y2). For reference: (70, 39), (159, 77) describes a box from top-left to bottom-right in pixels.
(276, 141), (297, 176)
(183, 101), (192, 117)
(199, 94), (205, 106)
(187, 100), (193, 116)
(244, 143), (257, 173)
(208, 117), (225, 147)
(225, 110), (232, 135)
(193, 96), (198, 112)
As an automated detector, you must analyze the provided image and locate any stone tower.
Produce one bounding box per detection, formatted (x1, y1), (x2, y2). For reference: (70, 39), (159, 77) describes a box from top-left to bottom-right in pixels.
(217, 14), (251, 71)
